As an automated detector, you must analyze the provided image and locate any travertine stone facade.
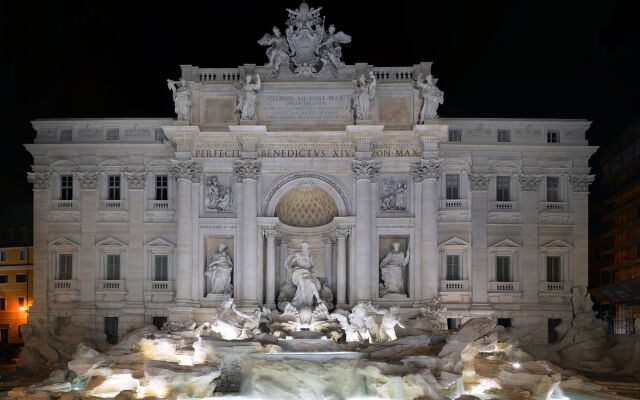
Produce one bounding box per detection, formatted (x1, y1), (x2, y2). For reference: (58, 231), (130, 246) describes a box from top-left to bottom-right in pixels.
(24, 3), (596, 346)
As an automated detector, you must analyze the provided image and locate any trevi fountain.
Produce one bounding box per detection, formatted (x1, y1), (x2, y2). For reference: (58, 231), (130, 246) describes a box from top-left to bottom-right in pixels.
(14, 2), (640, 400)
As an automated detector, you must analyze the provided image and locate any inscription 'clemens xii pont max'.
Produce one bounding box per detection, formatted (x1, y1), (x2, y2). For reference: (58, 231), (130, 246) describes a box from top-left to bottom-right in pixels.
(259, 94), (352, 121)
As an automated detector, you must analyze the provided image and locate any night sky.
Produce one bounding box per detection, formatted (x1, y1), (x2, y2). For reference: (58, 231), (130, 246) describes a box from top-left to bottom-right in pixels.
(1, 1), (639, 241)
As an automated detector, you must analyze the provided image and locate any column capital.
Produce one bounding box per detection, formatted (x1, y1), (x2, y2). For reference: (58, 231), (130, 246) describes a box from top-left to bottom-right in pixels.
(518, 174), (542, 192)
(125, 172), (147, 189)
(333, 227), (352, 240)
(352, 159), (379, 180)
(321, 232), (335, 244)
(27, 172), (51, 189)
(171, 160), (202, 182)
(76, 172), (99, 189)
(264, 229), (278, 240)
(568, 175), (595, 192)
(411, 158), (441, 181)
(468, 174), (491, 191)
(234, 159), (261, 181)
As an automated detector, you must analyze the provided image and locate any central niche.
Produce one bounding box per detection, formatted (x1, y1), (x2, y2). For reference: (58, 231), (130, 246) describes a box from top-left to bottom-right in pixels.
(275, 186), (338, 227)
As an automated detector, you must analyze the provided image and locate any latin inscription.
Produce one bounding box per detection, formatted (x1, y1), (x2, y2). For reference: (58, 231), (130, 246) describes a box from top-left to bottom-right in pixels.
(259, 94), (352, 121)
(192, 148), (420, 158)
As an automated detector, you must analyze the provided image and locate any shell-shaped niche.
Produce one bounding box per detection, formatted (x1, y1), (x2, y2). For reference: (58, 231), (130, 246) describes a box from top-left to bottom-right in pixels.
(275, 186), (338, 228)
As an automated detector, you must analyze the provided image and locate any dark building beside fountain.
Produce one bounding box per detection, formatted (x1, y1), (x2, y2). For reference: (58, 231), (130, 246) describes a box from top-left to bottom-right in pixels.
(591, 121), (640, 334)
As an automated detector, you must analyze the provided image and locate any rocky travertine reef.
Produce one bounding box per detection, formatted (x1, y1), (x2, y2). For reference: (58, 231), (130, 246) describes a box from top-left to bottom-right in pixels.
(7, 311), (637, 400)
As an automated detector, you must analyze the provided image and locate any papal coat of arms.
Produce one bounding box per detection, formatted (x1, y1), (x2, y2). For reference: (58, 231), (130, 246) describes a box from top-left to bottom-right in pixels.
(258, 2), (351, 76)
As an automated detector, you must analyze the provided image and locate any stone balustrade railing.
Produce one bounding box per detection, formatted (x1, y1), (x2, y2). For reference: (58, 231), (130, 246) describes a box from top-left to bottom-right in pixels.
(52, 200), (78, 210)
(440, 199), (467, 210)
(102, 200), (124, 210)
(98, 280), (125, 290)
(145, 280), (174, 292)
(371, 67), (415, 81)
(148, 200), (172, 210)
(491, 201), (518, 212)
(539, 281), (567, 292)
(54, 280), (75, 290)
(541, 202), (568, 212)
(439, 280), (470, 291)
(489, 281), (521, 293)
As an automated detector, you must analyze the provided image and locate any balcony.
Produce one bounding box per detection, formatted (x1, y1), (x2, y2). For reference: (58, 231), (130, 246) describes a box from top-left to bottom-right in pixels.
(491, 201), (518, 212)
(144, 280), (174, 291)
(54, 280), (76, 290)
(488, 281), (521, 292)
(148, 200), (172, 210)
(98, 280), (125, 290)
(541, 202), (568, 212)
(52, 200), (79, 210)
(439, 280), (470, 292)
(539, 281), (568, 292)
(440, 199), (467, 210)
(102, 200), (125, 210)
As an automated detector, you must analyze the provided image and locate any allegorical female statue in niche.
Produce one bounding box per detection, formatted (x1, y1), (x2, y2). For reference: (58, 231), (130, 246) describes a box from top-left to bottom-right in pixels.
(205, 243), (233, 295)
(379, 242), (409, 296)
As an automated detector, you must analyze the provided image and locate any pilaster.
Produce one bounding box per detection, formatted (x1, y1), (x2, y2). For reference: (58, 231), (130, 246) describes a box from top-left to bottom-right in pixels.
(469, 174), (491, 306)
(125, 172), (146, 305)
(569, 175), (594, 287)
(26, 172), (50, 320)
(519, 175), (542, 303)
(352, 160), (378, 302)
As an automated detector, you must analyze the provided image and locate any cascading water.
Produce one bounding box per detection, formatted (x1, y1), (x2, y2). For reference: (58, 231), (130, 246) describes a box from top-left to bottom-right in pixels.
(546, 382), (570, 400)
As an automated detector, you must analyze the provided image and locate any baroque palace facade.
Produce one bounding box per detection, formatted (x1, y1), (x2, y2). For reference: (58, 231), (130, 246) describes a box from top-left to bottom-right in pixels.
(25, 3), (595, 345)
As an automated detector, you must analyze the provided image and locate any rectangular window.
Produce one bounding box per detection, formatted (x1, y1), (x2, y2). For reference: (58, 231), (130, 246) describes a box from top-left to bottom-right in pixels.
(15, 274), (27, 283)
(496, 176), (510, 201)
(0, 298), (5, 310)
(496, 256), (511, 282)
(58, 254), (73, 280)
(497, 318), (512, 328)
(448, 129), (462, 142)
(60, 175), (73, 200)
(106, 255), (120, 280)
(0, 275), (7, 284)
(155, 128), (167, 141)
(547, 176), (560, 202)
(497, 129), (511, 143)
(106, 129), (120, 140)
(154, 255), (168, 281)
(104, 317), (119, 344)
(547, 256), (562, 282)
(446, 255), (460, 280)
(547, 131), (560, 143)
(445, 174), (460, 200)
(19, 249), (25, 261)
(108, 176), (121, 201)
(17, 296), (24, 308)
(60, 129), (72, 142)
(0, 251), (5, 262)
(155, 175), (168, 201)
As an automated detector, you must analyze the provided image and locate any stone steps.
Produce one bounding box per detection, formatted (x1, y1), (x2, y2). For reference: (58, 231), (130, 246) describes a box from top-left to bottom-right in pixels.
(593, 380), (640, 399)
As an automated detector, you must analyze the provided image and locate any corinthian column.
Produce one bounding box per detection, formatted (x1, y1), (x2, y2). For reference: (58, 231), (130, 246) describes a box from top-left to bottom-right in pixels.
(172, 160), (201, 304)
(352, 160), (378, 302)
(569, 175), (594, 288)
(519, 174), (542, 304)
(234, 159), (261, 306)
(468, 174), (491, 305)
(125, 172), (146, 305)
(334, 228), (350, 307)
(412, 159), (441, 301)
(264, 229), (278, 309)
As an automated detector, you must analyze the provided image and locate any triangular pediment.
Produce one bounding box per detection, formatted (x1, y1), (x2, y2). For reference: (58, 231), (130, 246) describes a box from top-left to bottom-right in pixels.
(540, 239), (572, 249)
(48, 237), (79, 247)
(489, 238), (521, 248)
(96, 237), (127, 248)
(439, 236), (470, 248)
(145, 238), (175, 248)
